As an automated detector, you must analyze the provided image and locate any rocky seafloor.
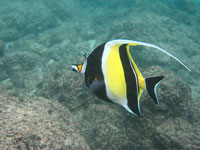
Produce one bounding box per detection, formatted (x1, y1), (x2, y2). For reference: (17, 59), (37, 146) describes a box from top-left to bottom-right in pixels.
(0, 0), (200, 149)
(1, 67), (200, 149)
(0, 91), (90, 150)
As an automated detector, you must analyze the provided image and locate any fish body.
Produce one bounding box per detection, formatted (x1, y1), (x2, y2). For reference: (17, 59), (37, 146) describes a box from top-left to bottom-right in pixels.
(72, 39), (190, 115)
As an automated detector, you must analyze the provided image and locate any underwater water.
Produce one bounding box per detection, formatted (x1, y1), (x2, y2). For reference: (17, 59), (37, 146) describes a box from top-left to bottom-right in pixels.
(0, 0), (200, 149)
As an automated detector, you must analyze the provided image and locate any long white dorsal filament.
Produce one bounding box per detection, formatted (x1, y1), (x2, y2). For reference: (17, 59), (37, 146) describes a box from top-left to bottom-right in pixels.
(112, 40), (191, 72)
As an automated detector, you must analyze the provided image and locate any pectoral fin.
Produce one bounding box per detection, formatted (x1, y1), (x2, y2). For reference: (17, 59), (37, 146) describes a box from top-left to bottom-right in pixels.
(89, 79), (104, 93)
(87, 76), (111, 103)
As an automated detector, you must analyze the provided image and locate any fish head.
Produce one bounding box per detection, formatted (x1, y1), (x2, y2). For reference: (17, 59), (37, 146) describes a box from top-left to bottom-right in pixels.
(71, 58), (87, 73)
(72, 53), (88, 73)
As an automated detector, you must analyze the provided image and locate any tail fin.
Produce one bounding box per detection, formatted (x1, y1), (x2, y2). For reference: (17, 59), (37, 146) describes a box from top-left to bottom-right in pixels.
(145, 76), (164, 104)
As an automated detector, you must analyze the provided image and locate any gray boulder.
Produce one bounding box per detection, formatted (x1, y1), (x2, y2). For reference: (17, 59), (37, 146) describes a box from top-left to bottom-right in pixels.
(153, 118), (200, 150)
(0, 91), (90, 150)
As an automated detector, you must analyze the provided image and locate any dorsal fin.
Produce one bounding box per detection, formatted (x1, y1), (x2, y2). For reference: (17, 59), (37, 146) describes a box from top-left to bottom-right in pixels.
(108, 39), (191, 72)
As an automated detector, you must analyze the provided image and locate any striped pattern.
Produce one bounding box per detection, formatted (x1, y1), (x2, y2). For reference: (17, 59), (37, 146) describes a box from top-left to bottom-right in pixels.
(102, 40), (142, 115)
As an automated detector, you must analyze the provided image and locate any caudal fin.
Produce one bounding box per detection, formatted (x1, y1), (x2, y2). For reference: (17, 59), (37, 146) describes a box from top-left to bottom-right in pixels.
(145, 76), (164, 104)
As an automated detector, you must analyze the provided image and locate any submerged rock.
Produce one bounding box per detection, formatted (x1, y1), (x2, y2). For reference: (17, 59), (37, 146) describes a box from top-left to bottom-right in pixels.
(0, 1), (57, 41)
(0, 91), (90, 150)
(153, 118), (200, 150)
(2, 51), (41, 73)
(174, 0), (197, 14)
(43, 0), (82, 21)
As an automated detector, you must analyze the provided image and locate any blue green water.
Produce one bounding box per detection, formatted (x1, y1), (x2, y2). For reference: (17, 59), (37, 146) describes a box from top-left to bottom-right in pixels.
(0, 0), (200, 149)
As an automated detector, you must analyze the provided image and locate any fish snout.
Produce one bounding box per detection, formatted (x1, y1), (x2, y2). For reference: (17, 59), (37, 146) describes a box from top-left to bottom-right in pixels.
(71, 64), (82, 72)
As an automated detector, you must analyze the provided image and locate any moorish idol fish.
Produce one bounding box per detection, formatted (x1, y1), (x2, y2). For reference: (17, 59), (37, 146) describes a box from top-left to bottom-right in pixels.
(71, 39), (191, 116)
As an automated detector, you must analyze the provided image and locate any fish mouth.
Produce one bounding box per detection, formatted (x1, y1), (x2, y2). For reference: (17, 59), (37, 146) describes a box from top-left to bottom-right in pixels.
(71, 64), (78, 72)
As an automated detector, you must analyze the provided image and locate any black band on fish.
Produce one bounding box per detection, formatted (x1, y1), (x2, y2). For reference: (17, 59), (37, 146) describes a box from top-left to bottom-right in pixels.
(119, 44), (140, 116)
